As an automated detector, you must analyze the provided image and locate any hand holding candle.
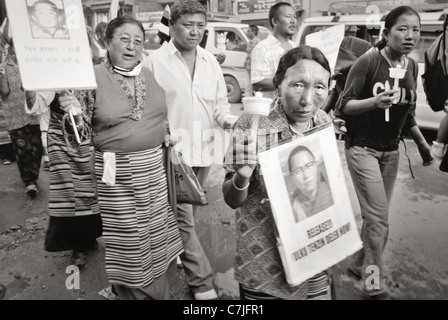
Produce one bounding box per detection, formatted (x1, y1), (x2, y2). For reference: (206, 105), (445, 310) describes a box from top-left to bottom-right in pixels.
(241, 92), (272, 153)
(387, 65), (407, 121)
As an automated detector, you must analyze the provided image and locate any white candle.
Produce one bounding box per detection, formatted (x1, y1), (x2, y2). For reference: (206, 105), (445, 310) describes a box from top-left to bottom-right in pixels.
(384, 80), (390, 122)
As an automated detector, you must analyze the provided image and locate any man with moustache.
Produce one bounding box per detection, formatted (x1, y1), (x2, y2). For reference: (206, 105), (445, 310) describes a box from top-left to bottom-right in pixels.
(142, 0), (237, 300)
(251, 2), (297, 99)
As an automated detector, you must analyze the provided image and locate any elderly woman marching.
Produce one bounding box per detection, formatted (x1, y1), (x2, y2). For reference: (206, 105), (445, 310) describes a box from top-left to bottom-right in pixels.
(58, 16), (183, 300)
(222, 45), (334, 300)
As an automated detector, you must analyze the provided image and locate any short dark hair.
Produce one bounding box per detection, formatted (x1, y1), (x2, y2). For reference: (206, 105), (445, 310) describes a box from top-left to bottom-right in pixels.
(288, 145), (315, 173)
(249, 24), (259, 36)
(170, 0), (207, 24)
(105, 15), (145, 43)
(274, 45), (331, 88)
(268, 2), (292, 29)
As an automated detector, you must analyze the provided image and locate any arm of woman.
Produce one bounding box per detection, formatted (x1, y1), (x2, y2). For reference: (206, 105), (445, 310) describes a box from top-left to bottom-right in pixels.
(222, 130), (257, 209)
(58, 90), (95, 149)
(25, 91), (54, 114)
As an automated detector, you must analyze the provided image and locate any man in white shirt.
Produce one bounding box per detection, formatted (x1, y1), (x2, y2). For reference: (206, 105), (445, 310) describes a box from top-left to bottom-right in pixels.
(251, 2), (297, 99)
(142, 0), (237, 301)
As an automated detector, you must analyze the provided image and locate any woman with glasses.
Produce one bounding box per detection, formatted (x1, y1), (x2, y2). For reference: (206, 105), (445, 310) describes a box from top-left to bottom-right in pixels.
(57, 16), (183, 300)
(288, 145), (333, 223)
(222, 45), (334, 300)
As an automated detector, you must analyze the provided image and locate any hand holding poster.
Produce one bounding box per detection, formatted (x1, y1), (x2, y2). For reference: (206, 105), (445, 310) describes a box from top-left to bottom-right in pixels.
(258, 123), (362, 286)
(5, 0), (96, 91)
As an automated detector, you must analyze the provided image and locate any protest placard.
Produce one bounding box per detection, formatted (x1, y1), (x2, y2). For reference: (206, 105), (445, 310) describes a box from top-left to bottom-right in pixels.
(5, 0), (96, 91)
(258, 123), (362, 286)
(305, 24), (345, 74)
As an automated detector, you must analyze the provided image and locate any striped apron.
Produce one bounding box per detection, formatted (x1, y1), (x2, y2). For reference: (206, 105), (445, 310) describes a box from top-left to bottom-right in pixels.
(94, 145), (183, 288)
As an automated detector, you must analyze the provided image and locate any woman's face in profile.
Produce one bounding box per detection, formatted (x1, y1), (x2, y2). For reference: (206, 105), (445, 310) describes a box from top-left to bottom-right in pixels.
(279, 59), (330, 124)
(34, 3), (58, 29)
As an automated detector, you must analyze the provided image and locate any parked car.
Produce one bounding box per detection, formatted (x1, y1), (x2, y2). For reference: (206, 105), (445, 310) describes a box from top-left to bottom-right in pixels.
(144, 22), (271, 103)
(293, 10), (447, 131)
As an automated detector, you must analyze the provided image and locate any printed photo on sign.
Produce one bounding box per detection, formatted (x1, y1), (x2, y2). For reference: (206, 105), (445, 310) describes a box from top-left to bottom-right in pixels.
(280, 139), (334, 224)
(5, 0), (97, 91)
(258, 124), (362, 286)
(27, 0), (70, 40)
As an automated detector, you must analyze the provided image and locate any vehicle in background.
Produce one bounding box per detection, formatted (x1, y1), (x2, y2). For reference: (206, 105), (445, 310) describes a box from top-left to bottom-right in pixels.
(144, 22), (271, 103)
(294, 10), (447, 131)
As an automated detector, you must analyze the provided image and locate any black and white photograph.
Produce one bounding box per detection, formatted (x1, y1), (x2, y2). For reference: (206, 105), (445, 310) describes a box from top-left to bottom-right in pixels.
(27, 0), (70, 40)
(0, 0), (448, 305)
(282, 140), (334, 223)
(259, 124), (362, 286)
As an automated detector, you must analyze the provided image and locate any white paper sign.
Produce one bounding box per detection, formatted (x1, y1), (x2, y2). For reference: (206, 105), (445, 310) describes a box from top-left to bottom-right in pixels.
(305, 24), (345, 74)
(5, 0), (97, 91)
(258, 124), (362, 286)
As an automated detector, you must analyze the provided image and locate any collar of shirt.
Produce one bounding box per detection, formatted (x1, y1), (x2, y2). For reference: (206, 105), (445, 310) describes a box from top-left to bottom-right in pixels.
(167, 39), (209, 62)
(265, 34), (296, 48)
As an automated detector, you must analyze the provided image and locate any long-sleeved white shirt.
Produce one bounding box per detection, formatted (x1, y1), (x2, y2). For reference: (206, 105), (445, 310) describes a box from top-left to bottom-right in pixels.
(142, 40), (238, 166)
(25, 91), (54, 131)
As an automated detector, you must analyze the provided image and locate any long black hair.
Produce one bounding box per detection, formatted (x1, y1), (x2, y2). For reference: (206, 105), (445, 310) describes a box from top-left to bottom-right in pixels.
(375, 6), (421, 50)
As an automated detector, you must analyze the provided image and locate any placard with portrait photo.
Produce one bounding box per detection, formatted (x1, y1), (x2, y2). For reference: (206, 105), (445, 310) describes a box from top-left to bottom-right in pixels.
(5, 0), (96, 91)
(258, 123), (362, 286)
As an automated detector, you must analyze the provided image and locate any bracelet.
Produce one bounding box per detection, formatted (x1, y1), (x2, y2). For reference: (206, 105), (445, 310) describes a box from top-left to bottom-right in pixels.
(232, 173), (250, 191)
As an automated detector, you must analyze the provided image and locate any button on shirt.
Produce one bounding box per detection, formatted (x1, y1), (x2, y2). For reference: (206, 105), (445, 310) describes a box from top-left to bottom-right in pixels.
(250, 34), (297, 99)
(142, 40), (235, 166)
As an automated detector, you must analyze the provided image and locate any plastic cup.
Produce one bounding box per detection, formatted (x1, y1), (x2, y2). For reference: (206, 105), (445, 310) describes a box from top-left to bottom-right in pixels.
(241, 96), (273, 117)
(389, 67), (406, 79)
(389, 67), (406, 105)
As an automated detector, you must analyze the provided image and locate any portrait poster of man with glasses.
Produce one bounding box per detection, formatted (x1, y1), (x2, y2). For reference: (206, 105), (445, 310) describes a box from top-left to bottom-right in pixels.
(258, 124), (362, 286)
(285, 143), (334, 223)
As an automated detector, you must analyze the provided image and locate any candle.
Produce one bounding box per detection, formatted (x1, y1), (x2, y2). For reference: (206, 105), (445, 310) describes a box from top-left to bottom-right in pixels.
(384, 80), (391, 122)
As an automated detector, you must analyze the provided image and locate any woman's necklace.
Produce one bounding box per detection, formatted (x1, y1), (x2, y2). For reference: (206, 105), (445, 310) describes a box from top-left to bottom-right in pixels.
(289, 120), (311, 135)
